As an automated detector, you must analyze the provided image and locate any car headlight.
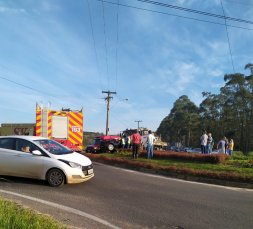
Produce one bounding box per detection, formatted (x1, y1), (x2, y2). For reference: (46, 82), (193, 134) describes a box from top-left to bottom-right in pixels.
(59, 159), (82, 169)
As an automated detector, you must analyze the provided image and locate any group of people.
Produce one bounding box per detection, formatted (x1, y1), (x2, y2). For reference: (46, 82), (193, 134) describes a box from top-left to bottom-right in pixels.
(123, 130), (155, 160)
(217, 136), (234, 156)
(200, 131), (214, 154)
(121, 134), (131, 149)
(200, 131), (234, 156)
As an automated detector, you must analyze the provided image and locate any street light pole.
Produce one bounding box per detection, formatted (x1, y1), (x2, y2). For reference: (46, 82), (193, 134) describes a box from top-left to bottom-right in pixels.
(102, 91), (116, 136)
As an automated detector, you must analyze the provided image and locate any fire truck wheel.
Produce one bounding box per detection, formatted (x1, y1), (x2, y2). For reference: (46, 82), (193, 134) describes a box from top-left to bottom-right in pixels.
(47, 169), (65, 187)
(107, 143), (114, 151)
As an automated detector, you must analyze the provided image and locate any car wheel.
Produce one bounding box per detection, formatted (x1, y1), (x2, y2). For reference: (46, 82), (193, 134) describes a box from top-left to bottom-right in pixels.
(107, 143), (114, 151)
(47, 169), (65, 187)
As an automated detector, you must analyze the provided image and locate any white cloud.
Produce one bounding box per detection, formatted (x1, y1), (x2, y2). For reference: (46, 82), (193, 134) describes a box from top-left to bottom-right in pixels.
(166, 61), (201, 96)
(41, 1), (62, 11)
(211, 83), (224, 88)
(208, 69), (223, 77)
(0, 7), (26, 14)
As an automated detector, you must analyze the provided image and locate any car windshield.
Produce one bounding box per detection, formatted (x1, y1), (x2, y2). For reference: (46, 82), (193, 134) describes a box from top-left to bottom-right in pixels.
(34, 139), (72, 155)
(90, 139), (101, 145)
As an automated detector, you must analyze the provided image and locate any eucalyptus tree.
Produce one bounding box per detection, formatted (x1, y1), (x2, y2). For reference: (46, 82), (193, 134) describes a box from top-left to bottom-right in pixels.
(157, 95), (200, 147)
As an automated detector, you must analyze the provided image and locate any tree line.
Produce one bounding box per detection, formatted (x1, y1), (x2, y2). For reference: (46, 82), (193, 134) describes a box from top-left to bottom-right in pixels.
(156, 63), (253, 154)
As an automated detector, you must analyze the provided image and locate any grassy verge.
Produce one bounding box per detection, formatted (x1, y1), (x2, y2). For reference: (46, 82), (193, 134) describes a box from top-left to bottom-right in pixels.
(0, 198), (67, 229)
(87, 151), (253, 183)
(99, 152), (253, 176)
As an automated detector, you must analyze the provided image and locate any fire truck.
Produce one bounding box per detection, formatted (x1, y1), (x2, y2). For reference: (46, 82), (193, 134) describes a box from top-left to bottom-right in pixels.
(36, 103), (83, 152)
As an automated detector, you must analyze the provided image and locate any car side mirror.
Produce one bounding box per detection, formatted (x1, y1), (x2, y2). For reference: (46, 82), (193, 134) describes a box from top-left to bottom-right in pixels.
(32, 150), (42, 156)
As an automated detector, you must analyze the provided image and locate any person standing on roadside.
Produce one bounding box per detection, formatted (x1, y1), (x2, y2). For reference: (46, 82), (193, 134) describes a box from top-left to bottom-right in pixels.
(127, 136), (131, 149)
(207, 133), (213, 154)
(121, 134), (126, 149)
(146, 130), (155, 159)
(210, 134), (214, 153)
(217, 137), (226, 154)
(130, 130), (142, 159)
(229, 139), (234, 156)
(200, 131), (208, 154)
(226, 138), (229, 154)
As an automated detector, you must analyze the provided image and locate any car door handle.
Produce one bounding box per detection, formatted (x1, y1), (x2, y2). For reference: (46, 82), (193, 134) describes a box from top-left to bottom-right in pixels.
(14, 154), (22, 157)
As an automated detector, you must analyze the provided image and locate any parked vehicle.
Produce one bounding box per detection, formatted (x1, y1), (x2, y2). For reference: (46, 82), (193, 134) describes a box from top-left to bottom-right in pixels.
(0, 103), (84, 152)
(211, 149), (219, 154)
(36, 103), (83, 152)
(184, 147), (192, 152)
(186, 148), (201, 153)
(0, 136), (94, 187)
(122, 128), (167, 151)
(85, 135), (121, 153)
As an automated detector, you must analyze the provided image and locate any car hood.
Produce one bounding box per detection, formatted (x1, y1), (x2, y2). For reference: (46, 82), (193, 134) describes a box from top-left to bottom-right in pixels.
(52, 152), (92, 166)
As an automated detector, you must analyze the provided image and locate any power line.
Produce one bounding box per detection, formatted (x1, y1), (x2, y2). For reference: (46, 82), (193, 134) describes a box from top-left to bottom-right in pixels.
(111, 105), (134, 126)
(0, 64), (106, 105)
(86, 0), (103, 91)
(135, 0), (253, 25)
(222, 0), (253, 6)
(110, 112), (130, 128)
(0, 65), (71, 96)
(220, 0), (235, 74)
(99, 0), (253, 31)
(115, 94), (138, 121)
(0, 76), (100, 110)
(101, 0), (110, 90)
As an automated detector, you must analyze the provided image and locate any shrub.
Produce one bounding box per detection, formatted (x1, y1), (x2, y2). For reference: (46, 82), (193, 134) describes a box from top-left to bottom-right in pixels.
(138, 151), (229, 164)
(233, 151), (244, 156)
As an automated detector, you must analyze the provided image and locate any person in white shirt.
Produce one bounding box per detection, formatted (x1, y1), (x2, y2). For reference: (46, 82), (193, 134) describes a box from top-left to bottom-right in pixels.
(200, 131), (208, 154)
(146, 130), (155, 159)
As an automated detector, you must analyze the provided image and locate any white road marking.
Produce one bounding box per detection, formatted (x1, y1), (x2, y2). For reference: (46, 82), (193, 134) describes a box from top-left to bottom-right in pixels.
(94, 162), (253, 192)
(0, 189), (121, 229)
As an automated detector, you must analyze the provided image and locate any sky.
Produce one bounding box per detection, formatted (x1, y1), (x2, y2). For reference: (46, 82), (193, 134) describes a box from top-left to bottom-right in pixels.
(1, 0), (253, 135)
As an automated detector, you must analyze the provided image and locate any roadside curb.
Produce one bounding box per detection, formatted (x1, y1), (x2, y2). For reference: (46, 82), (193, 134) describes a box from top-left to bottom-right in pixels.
(91, 157), (253, 189)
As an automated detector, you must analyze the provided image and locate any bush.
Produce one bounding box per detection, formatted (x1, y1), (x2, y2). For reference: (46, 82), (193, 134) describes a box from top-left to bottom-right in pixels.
(233, 151), (244, 156)
(247, 152), (253, 157)
(138, 151), (229, 164)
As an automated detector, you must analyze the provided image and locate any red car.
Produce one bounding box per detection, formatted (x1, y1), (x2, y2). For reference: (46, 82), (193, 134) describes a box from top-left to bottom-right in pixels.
(85, 136), (121, 154)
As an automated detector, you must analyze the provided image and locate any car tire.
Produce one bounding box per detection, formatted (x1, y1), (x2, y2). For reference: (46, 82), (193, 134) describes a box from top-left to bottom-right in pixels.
(107, 143), (114, 151)
(47, 169), (65, 187)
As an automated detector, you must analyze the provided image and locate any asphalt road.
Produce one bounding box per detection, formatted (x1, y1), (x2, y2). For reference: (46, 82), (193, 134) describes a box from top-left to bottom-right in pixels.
(0, 163), (253, 229)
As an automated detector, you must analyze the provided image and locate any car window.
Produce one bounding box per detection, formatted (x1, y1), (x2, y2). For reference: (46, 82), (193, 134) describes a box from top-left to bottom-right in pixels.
(0, 138), (14, 150)
(34, 139), (72, 155)
(15, 139), (43, 154)
(90, 139), (101, 145)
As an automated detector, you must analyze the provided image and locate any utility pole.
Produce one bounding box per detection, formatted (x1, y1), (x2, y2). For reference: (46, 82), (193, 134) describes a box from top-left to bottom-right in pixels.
(135, 120), (142, 129)
(102, 91), (116, 136)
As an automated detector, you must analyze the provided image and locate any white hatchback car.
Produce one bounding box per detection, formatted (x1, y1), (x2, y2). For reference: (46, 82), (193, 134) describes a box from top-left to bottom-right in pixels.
(0, 136), (94, 187)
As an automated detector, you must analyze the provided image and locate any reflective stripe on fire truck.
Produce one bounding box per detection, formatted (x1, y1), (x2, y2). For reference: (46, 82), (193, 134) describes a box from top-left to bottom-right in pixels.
(68, 112), (83, 150)
(36, 109), (41, 136)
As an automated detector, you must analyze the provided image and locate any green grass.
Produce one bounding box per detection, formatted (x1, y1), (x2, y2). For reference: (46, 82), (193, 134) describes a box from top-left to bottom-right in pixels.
(99, 152), (253, 176)
(0, 198), (67, 229)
